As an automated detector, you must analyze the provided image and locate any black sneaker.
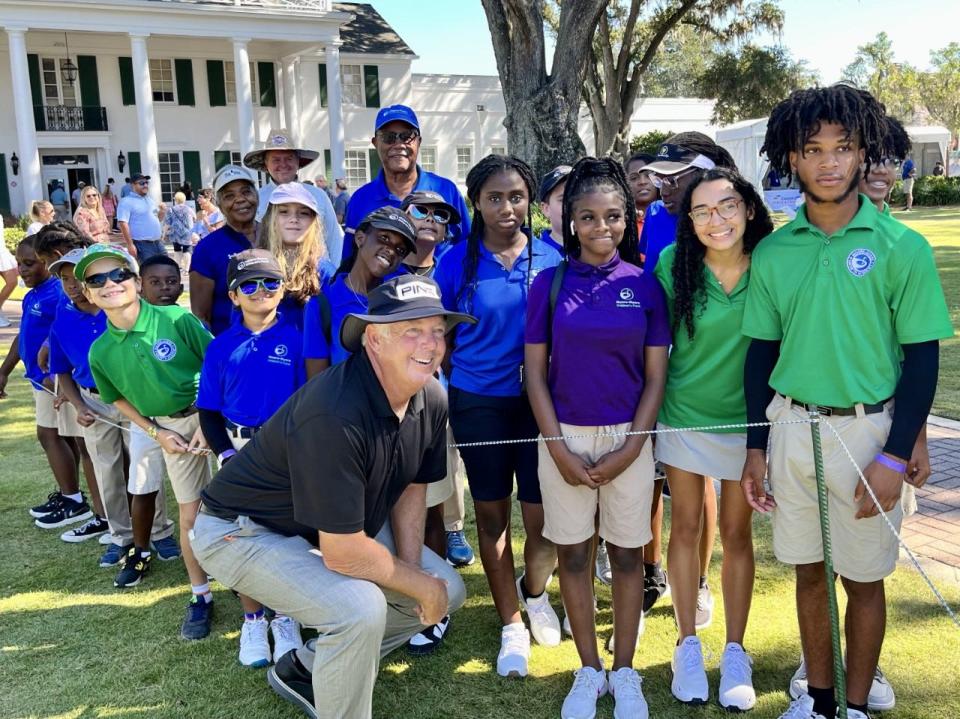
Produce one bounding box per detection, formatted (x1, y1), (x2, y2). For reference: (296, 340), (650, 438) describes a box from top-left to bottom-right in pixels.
(268, 649), (317, 718)
(180, 595), (214, 640)
(642, 562), (669, 613)
(29, 490), (64, 518)
(60, 515), (109, 543)
(114, 547), (152, 588)
(34, 495), (93, 529)
(408, 615), (450, 656)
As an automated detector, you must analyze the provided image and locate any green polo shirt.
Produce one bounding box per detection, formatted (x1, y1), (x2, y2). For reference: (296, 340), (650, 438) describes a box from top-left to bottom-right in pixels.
(655, 244), (750, 432)
(89, 299), (213, 417)
(742, 196), (953, 407)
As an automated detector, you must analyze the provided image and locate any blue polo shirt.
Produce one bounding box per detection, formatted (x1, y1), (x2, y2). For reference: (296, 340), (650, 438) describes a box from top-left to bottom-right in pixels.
(48, 302), (107, 390)
(434, 236), (561, 396)
(639, 200), (679, 271)
(302, 274), (368, 365)
(18, 277), (62, 389)
(197, 315), (306, 428)
(539, 229), (564, 254)
(902, 158), (915, 180)
(342, 167), (470, 260)
(191, 224), (254, 335)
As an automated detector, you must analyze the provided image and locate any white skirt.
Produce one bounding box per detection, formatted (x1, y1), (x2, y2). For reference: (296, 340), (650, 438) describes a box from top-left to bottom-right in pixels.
(654, 423), (747, 481)
(0, 243), (16, 272)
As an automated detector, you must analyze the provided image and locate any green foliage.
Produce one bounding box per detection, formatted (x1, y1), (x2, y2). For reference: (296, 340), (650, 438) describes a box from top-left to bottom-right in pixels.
(920, 43), (960, 139)
(628, 130), (672, 156)
(890, 177), (960, 207)
(841, 31), (921, 122)
(4, 226), (25, 252)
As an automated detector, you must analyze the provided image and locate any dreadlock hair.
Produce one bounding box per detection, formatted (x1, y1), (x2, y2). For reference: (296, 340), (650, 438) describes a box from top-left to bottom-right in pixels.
(880, 114), (911, 162)
(34, 221), (93, 263)
(671, 167), (773, 341)
(458, 154), (538, 308)
(666, 131), (738, 170)
(561, 156), (640, 266)
(761, 84), (887, 185)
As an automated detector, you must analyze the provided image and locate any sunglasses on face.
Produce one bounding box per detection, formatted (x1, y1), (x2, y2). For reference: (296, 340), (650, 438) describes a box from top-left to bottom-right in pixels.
(377, 130), (420, 145)
(689, 198), (743, 226)
(650, 168), (698, 190)
(84, 267), (138, 288)
(407, 204), (451, 224)
(237, 278), (282, 295)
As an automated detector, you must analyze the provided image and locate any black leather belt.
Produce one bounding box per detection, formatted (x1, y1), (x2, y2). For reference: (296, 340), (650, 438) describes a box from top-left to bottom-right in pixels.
(166, 403), (198, 419)
(799, 401), (887, 417)
(225, 419), (260, 439)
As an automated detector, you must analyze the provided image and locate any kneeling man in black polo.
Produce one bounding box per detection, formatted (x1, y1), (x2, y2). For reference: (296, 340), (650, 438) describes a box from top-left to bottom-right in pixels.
(190, 274), (475, 719)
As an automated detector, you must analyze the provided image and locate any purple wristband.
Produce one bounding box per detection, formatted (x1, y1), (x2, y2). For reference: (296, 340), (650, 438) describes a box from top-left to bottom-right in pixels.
(874, 453), (906, 473)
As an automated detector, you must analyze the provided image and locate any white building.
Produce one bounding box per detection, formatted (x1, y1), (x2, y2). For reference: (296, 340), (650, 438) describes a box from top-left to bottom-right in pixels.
(0, 0), (716, 217)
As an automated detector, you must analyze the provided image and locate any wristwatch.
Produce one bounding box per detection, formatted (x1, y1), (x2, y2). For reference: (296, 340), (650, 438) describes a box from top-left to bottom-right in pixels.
(145, 424), (160, 441)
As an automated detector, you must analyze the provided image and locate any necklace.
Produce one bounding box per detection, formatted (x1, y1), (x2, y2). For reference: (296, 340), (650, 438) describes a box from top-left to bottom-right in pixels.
(404, 262), (434, 276)
(344, 275), (369, 306)
(706, 255), (750, 293)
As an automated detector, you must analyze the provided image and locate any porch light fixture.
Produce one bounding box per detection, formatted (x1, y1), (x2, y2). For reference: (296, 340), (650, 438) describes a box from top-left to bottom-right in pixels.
(10, 152), (19, 176)
(61, 33), (78, 86)
(117, 151), (126, 173)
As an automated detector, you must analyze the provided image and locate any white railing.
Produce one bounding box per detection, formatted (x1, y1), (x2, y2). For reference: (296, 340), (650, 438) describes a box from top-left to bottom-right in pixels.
(161, 0), (332, 11)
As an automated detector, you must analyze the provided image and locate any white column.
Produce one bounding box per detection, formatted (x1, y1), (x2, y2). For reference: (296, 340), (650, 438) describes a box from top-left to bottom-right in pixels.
(129, 33), (161, 204)
(325, 41), (345, 180)
(233, 39), (256, 158)
(6, 27), (42, 213)
(281, 55), (301, 145)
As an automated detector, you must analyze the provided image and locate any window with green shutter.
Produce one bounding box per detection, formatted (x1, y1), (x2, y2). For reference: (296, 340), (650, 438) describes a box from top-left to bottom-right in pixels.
(214, 151), (232, 172)
(207, 60), (226, 107)
(363, 65), (380, 108)
(77, 56), (106, 130)
(324, 149), (332, 183)
(27, 54), (45, 130)
(257, 62), (276, 107)
(318, 63), (328, 108)
(175, 59), (195, 106)
(118, 57), (136, 106)
(183, 151), (202, 190)
(128, 152), (141, 176)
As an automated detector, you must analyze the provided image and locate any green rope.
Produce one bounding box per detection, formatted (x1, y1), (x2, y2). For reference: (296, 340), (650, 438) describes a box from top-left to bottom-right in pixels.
(809, 412), (847, 719)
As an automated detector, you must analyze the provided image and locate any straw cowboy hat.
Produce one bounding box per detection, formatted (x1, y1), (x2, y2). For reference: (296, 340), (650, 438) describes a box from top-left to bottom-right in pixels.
(243, 128), (320, 172)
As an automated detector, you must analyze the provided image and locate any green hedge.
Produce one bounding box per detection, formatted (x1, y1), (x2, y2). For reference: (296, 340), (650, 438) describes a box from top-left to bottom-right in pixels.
(889, 176), (960, 207)
(4, 227), (25, 253)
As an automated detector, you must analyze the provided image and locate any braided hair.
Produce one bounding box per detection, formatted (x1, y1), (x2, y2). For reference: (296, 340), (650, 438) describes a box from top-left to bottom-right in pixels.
(761, 84), (888, 185)
(459, 154), (538, 308)
(561, 157), (640, 265)
(671, 167), (773, 341)
(34, 220), (93, 262)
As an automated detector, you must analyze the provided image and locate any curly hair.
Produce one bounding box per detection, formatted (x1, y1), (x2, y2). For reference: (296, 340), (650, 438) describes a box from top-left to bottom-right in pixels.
(561, 156), (640, 266)
(671, 167), (774, 340)
(458, 154), (538, 309)
(880, 114), (911, 162)
(761, 84), (887, 185)
(34, 221), (93, 261)
(259, 203), (326, 305)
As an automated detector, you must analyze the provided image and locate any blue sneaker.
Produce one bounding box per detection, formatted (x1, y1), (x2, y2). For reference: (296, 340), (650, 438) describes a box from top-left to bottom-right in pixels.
(180, 595), (213, 640)
(153, 535), (182, 561)
(99, 542), (132, 568)
(445, 530), (475, 567)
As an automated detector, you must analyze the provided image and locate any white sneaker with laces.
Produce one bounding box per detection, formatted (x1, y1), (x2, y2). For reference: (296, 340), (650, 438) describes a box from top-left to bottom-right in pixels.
(844, 709), (869, 719)
(270, 615), (303, 661)
(608, 667), (648, 719)
(606, 612), (644, 653)
(497, 622), (530, 677)
(790, 657), (895, 712)
(695, 583), (714, 630)
(516, 574), (561, 646)
(671, 635), (709, 704)
(779, 695), (828, 719)
(0, 311), (10, 328)
(719, 642), (756, 711)
(595, 542), (613, 586)
(562, 597), (597, 638)
(561, 666), (608, 719)
(238, 617), (271, 667)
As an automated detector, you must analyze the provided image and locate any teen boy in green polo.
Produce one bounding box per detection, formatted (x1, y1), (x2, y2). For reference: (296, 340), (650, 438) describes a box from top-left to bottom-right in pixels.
(78, 243), (215, 640)
(740, 85), (953, 719)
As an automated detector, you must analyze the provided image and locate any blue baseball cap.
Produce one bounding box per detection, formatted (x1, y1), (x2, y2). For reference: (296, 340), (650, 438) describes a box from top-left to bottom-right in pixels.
(375, 104), (420, 132)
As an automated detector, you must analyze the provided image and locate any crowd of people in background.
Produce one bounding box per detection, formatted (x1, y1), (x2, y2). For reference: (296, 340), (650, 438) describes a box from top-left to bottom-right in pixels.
(0, 85), (952, 719)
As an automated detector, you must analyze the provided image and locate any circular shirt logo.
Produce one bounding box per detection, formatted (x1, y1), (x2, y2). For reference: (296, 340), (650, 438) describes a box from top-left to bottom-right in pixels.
(274, 344), (288, 358)
(846, 248), (877, 277)
(620, 288), (635, 301)
(152, 339), (177, 362)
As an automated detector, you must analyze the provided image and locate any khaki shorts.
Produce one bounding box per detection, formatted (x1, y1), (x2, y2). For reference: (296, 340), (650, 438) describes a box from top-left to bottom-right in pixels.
(767, 394), (901, 582)
(539, 423), (655, 549)
(33, 388), (58, 429)
(56, 398), (84, 438)
(128, 412), (211, 503)
(902, 177), (915, 194)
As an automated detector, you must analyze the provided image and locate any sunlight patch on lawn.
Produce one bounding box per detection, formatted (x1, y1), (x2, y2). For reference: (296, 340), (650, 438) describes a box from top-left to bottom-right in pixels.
(0, 586), (186, 613)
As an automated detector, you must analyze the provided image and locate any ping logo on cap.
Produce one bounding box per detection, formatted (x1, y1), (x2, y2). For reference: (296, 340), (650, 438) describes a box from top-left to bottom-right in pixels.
(398, 281), (440, 301)
(237, 258), (268, 270)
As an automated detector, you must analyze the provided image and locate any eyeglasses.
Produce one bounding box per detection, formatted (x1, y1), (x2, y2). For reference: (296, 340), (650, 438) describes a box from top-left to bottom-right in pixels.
(689, 198), (743, 226)
(83, 267), (137, 288)
(377, 130), (420, 145)
(878, 157), (902, 169)
(237, 278), (282, 295)
(649, 168), (699, 190)
(407, 204), (451, 224)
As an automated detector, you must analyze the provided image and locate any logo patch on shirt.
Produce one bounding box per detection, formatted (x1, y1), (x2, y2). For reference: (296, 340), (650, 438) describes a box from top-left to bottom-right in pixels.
(268, 343), (292, 366)
(152, 339), (178, 362)
(619, 288), (634, 301)
(846, 248), (876, 277)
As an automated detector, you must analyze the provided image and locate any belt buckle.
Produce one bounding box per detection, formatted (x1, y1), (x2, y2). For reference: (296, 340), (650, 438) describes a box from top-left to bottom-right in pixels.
(813, 404), (833, 417)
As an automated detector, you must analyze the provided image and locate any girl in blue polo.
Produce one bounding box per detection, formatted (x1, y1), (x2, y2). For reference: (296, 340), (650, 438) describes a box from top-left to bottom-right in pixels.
(524, 157), (670, 718)
(433, 154), (561, 679)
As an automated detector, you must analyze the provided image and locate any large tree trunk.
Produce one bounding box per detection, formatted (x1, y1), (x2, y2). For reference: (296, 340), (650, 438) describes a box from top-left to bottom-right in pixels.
(481, 0), (608, 180)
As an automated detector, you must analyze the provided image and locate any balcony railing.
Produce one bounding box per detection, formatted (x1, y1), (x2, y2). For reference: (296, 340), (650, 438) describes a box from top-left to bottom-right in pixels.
(34, 105), (109, 132)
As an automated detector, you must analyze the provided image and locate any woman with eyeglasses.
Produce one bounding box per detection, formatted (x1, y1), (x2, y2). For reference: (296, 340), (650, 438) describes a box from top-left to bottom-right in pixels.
(653, 167), (773, 711)
(73, 186), (112, 244)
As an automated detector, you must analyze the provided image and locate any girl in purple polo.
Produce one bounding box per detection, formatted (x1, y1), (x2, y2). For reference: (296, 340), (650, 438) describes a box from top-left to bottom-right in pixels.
(525, 157), (670, 719)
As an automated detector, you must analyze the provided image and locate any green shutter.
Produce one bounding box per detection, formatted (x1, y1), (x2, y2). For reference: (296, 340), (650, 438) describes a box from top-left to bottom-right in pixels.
(257, 61), (276, 107)
(128, 151), (141, 176)
(214, 150), (232, 171)
(324, 149), (332, 183)
(0, 154), (10, 215)
(363, 65), (380, 108)
(368, 149), (381, 180)
(118, 57), (136, 106)
(175, 59), (195, 106)
(318, 63), (328, 108)
(77, 56), (100, 106)
(28, 54), (45, 130)
(183, 150), (202, 190)
(206, 60), (226, 107)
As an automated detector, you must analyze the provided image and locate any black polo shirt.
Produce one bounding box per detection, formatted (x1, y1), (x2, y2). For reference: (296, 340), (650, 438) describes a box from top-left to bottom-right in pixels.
(200, 350), (448, 545)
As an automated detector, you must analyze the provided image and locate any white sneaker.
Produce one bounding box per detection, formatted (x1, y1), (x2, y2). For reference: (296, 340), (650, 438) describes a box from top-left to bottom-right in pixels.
(99, 532), (114, 545)
(0, 312), (10, 328)
(561, 666), (608, 719)
(671, 635), (709, 704)
(516, 574), (561, 646)
(562, 597), (597, 638)
(595, 542), (612, 586)
(497, 622), (530, 677)
(608, 667), (648, 719)
(779, 695), (828, 719)
(845, 709), (869, 719)
(238, 617), (271, 668)
(719, 642), (756, 711)
(606, 612), (644, 653)
(791, 657), (896, 712)
(695, 583), (714, 630)
(270, 615), (303, 661)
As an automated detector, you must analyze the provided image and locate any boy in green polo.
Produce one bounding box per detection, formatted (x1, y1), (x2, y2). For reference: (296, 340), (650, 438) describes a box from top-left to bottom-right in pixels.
(78, 243), (215, 640)
(740, 86), (953, 719)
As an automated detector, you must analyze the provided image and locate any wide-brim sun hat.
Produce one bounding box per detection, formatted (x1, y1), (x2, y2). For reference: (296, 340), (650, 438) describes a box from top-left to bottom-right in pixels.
(243, 128), (320, 172)
(74, 243), (139, 281)
(268, 182), (320, 214)
(340, 275), (476, 353)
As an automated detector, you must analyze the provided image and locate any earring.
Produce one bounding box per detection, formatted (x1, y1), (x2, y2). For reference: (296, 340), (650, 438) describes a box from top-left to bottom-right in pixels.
(569, 221), (576, 234)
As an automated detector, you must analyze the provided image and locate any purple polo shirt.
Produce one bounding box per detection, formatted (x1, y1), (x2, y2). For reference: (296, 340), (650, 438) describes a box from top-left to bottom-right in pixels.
(191, 224), (254, 335)
(525, 253), (671, 426)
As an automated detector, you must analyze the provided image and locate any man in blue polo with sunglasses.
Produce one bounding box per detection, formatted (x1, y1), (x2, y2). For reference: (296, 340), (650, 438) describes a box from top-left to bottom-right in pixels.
(342, 105), (470, 261)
